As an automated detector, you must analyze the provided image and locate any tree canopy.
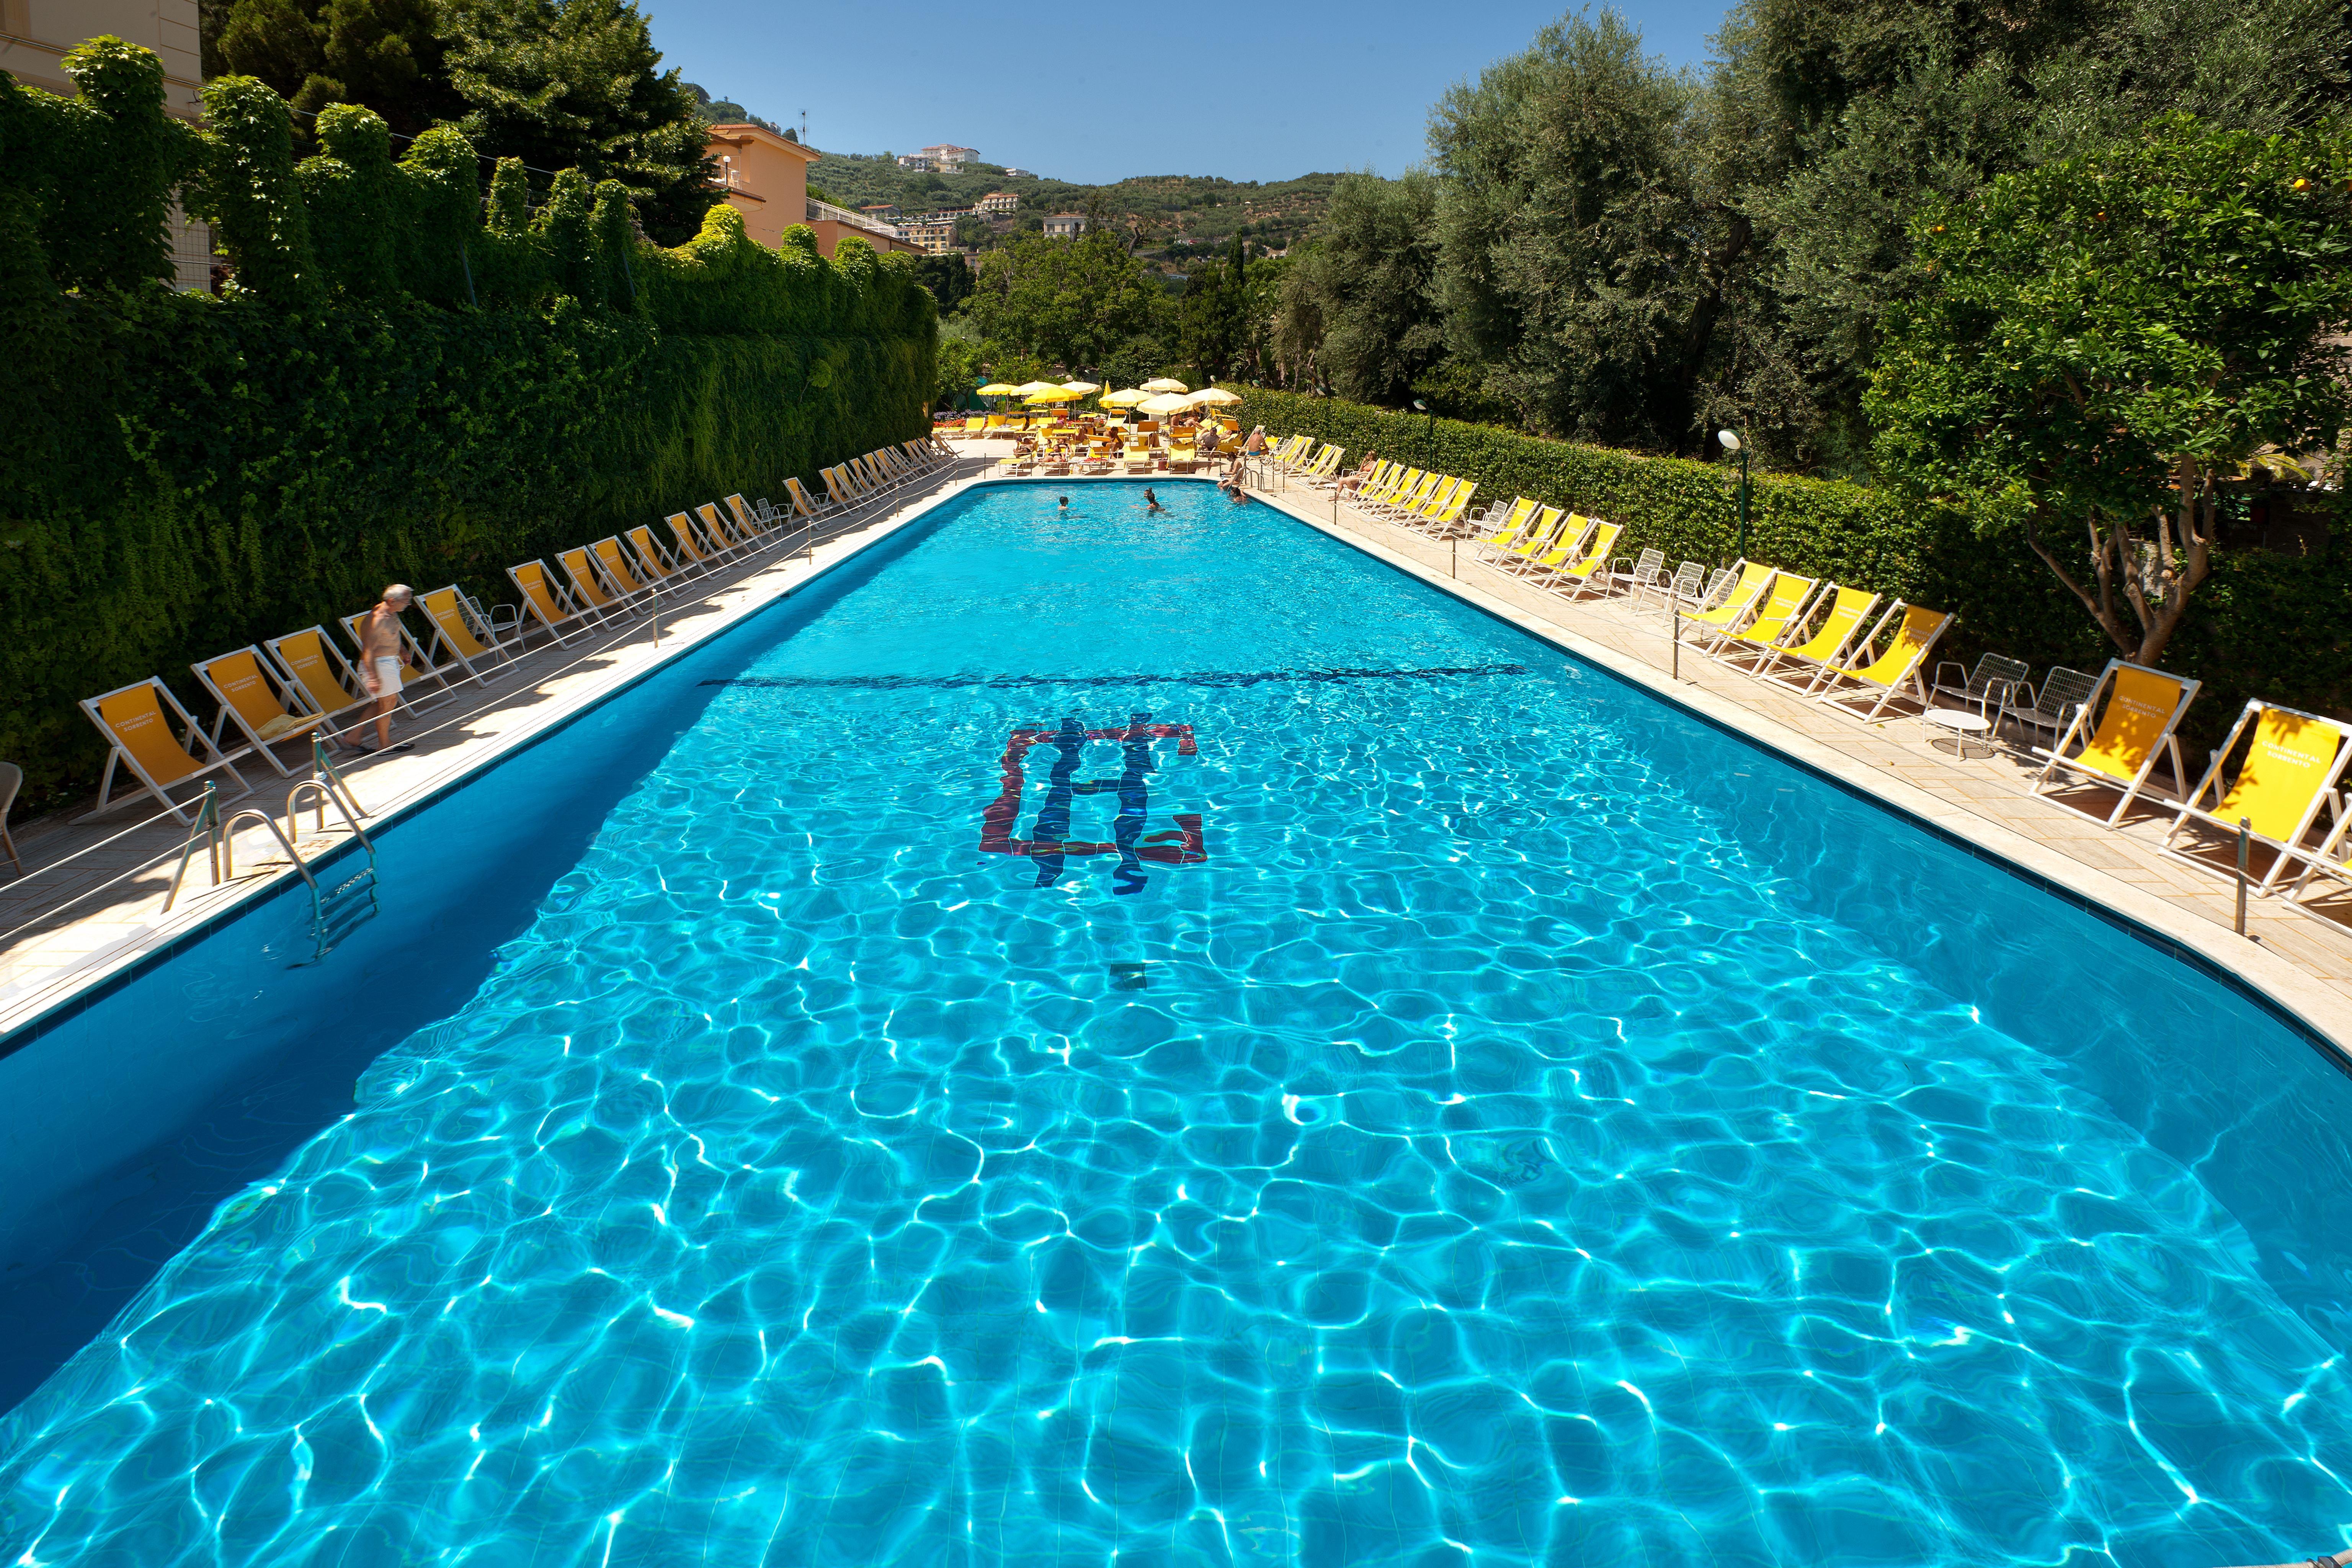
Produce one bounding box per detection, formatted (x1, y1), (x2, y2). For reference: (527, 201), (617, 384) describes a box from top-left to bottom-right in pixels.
(964, 230), (1172, 382)
(1867, 115), (2352, 663)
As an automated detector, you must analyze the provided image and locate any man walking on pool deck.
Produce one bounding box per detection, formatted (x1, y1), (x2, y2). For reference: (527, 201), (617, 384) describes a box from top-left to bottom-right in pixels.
(341, 584), (416, 754)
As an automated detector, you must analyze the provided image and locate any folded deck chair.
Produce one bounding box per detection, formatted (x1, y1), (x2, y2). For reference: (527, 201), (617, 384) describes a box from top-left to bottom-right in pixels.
(1812, 603), (1955, 719)
(192, 646), (331, 777)
(337, 608), (458, 703)
(508, 559), (602, 644)
(79, 676), (253, 823)
(1756, 585), (1880, 689)
(417, 586), (520, 684)
(560, 545), (643, 619)
(2030, 660), (2202, 826)
(1677, 562), (1775, 645)
(1707, 572), (1821, 663)
(1546, 521), (1626, 598)
(2163, 701), (2352, 896)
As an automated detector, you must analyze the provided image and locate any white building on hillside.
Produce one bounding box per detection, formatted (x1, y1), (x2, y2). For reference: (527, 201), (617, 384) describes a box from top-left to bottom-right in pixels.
(977, 191), (1018, 216)
(1043, 213), (1085, 238)
(921, 144), (980, 169)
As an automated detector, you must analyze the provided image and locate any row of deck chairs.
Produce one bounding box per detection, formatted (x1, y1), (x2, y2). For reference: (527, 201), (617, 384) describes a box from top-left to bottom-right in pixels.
(1274, 428), (2352, 910)
(74, 439), (955, 828)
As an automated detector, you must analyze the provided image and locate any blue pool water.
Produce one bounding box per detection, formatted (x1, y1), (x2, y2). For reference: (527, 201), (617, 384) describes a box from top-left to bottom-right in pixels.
(3, 480), (2350, 1566)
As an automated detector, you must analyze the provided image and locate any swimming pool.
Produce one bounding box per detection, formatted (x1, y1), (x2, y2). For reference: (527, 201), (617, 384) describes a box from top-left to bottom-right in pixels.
(3, 479), (2349, 1566)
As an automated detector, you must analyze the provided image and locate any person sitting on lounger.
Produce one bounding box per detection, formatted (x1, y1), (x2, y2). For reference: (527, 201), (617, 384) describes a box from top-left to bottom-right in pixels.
(1338, 450), (1380, 495)
(341, 584), (416, 755)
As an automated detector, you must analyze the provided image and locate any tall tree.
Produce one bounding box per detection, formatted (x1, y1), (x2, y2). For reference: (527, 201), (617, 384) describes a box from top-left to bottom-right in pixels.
(439, 0), (714, 243)
(1868, 116), (2352, 664)
(1284, 171), (1444, 407)
(964, 230), (1171, 377)
(211, 0), (457, 136)
(1428, 11), (1710, 447)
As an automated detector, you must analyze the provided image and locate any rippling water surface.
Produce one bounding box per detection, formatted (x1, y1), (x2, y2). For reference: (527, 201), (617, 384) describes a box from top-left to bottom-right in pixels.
(5, 481), (2352, 1567)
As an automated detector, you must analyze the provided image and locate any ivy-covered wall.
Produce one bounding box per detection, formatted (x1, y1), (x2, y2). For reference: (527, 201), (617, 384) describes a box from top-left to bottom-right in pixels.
(1237, 388), (2352, 756)
(0, 41), (934, 807)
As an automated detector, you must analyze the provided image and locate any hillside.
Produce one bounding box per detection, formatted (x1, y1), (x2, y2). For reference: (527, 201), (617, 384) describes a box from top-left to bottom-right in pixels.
(805, 153), (1343, 260)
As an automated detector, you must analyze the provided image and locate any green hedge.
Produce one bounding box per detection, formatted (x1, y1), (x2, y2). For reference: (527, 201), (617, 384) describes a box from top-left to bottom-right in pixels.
(1236, 388), (2351, 755)
(0, 44), (934, 808)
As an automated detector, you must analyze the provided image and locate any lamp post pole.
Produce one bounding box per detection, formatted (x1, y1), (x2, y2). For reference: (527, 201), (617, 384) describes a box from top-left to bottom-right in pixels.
(1718, 429), (1750, 564)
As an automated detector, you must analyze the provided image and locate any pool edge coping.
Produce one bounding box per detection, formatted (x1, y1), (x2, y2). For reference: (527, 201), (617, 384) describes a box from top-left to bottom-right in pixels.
(1251, 486), (2352, 1062)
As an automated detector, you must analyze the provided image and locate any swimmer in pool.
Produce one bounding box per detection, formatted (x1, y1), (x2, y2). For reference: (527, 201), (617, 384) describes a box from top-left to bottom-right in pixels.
(1142, 488), (1167, 514)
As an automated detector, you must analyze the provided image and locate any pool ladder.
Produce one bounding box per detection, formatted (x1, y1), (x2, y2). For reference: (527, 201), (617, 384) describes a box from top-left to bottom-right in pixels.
(164, 737), (378, 963)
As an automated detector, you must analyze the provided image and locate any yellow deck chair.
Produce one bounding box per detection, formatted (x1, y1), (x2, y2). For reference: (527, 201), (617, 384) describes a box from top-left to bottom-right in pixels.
(626, 525), (687, 589)
(1708, 573), (1821, 661)
(1473, 498), (1540, 560)
(663, 512), (726, 572)
(823, 467), (862, 508)
(591, 536), (663, 604)
(192, 647), (330, 777)
(265, 626), (371, 725)
(785, 477), (831, 522)
(337, 608), (456, 703)
(1406, 477), (1463, 528)
(508, 560), (600, 644)
(559, 546), (637, 619)
(2031, 660), (2201, 826)
(724, 493), (771, 544)
(417, 586), (518, 683)
(1380, 472), (1440, 520)
(1542, 521), (1624, 598)
(1353, 461), (1399, 503)
(2163, 701), (2351, 895)
(1813, 603), (1955, 719)
(1422, 482), (1479, 536)
(78, 676), (253, 823)
(1500, 508), (1578, 573)
(696, 503), (752, 555)
(1756, 585), (1880, 687)
(1371, 467), (1422, 510)
(856, 454), (895, 491)
(1677, 562), (1775, 644)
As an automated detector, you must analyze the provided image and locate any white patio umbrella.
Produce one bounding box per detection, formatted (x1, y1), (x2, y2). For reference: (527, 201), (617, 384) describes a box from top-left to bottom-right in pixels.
(1140, 377), (1189, 394)
(1191, 386), (1241, 406)
(1013, 381), (1059, 395)
(1060, 380), (1102, 394)
(1099, 388), (1150, 408)
(1136, 392), (1194, 416)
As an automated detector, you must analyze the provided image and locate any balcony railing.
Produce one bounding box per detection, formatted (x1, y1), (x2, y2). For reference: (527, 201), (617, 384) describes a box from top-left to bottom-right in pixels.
(808, 199), (908, 241)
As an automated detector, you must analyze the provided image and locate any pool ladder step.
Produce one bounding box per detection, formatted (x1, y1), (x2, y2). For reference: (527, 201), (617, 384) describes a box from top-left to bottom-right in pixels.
(163, 738), (377, 965)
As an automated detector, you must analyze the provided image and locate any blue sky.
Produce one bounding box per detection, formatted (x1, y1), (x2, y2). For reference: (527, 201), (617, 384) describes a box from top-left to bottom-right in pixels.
(646, 0), (1733, 185)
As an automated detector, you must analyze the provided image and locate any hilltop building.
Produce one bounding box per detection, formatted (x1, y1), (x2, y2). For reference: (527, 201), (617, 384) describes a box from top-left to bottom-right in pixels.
(920, 144), (979, 169)
(977, 192), (1019, 216)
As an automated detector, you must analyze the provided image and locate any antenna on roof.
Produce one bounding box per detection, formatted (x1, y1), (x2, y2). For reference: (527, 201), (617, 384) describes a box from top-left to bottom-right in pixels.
(800, 110), (808, 143)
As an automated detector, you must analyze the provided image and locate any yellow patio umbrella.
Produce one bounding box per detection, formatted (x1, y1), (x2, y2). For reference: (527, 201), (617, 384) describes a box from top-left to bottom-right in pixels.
(976, 382), (1022, 396)
(1099, 388), (1150, 408)
(1141, 377), (1189, 394)
(1025, 386), (1085, 404)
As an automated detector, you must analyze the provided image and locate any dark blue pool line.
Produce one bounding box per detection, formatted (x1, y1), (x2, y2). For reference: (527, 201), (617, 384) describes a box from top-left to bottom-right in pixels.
(1260, 493), (2352, 1072)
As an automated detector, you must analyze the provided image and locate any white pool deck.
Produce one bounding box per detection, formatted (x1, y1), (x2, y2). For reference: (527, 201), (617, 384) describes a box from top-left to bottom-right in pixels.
(1, 446), (2347, 1056)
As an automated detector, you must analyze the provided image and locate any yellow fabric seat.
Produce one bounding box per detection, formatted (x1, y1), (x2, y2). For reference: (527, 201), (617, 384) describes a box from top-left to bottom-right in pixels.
(2031, 660), (2201, 826)
(2165, 701), (2352, 898)
(193, 645), (331, 777)
(1812, 603), (1955, 719)
(78, 676), (253, 823)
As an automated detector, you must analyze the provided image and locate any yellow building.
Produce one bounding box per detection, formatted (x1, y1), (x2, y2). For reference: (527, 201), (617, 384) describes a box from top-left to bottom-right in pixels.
(3, 0), (212, 288)
(706, 122), (923, 258)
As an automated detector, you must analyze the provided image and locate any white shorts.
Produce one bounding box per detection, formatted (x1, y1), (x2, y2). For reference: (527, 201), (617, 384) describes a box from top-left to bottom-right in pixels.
(370, 656), (402, 697)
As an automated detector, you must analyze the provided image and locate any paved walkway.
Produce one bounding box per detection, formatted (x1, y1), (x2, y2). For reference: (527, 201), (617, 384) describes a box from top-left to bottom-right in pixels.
(1245, 466), (2352, 1045)
(0, 459), (989, 1040)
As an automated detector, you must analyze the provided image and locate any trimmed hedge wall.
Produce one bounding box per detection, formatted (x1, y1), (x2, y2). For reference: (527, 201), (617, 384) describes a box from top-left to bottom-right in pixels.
(0, 45), (934, 808)
(1236, 388), (2351, 756)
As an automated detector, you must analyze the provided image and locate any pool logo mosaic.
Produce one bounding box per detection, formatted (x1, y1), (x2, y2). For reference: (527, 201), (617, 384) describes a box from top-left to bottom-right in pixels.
(980, 712), (1207, 893)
